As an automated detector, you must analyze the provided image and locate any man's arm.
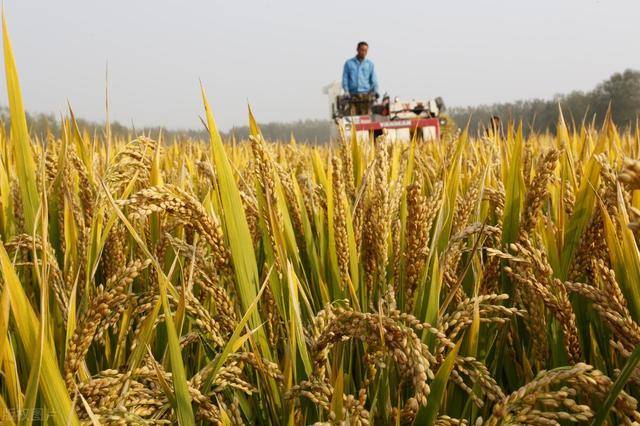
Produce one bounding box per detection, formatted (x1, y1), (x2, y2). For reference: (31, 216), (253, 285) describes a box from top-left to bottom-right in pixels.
(370, 62), (379, 94)
(342, 61), (350, 94)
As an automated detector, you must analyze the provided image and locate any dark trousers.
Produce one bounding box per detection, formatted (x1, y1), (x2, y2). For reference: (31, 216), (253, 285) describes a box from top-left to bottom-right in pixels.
(349, 93), (373, 115)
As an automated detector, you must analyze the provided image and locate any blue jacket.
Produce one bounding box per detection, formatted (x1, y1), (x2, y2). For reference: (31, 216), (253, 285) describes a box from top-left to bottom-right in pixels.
(342, 56), (379, 95)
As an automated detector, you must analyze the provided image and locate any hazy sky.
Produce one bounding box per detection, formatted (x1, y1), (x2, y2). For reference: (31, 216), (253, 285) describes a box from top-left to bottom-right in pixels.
(3, 0), (640, 131)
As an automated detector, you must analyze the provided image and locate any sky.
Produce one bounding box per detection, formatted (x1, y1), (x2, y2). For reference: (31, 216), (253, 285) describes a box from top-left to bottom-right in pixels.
(2, 0), (640, 131)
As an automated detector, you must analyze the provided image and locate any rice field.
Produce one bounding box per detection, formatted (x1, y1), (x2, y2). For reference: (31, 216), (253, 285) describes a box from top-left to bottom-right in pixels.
(3, 16), (640, 426)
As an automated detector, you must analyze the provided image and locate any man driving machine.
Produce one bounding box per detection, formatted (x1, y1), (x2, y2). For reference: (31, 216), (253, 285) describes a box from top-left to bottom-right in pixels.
(341, 41), (379, 115)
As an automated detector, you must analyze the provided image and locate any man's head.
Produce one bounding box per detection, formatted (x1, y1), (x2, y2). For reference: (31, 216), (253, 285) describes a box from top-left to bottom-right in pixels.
(356, 41), (368, 60)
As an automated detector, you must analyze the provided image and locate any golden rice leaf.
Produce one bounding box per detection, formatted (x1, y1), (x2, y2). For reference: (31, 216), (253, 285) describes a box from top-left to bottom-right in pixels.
(67, 105), (95, 185)
(433, 131), (465, 254)
(0, 152), (13, 238)
(248, 105), (261, 138)
(200, 84), (272, 360)
(421, 252), (441, 348)
(286, 262), (312, 376)
(0, 244), (79, 425)
(602, 189), (640, 320)
(209, 275), (269, 379)
(0, 394), (15, 426)
(23, 183), (49, 426)
(330, 365), (345, 423)
(0, 287), (22, 410)
(502, 123), (524, 243)
(2, 13), (39, 232)
(559, 134), (605, 279)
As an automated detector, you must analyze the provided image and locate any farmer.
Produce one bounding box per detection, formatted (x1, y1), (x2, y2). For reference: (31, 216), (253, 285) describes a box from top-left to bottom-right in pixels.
(342, 41), (379, 115)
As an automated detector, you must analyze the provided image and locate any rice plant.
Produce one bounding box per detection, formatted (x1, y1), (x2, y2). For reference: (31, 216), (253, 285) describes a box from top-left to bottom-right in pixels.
(2, 14), (640, 426)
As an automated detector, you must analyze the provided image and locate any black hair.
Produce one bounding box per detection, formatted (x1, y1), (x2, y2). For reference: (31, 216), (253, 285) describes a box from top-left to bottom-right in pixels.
(357, 41), (368, 49)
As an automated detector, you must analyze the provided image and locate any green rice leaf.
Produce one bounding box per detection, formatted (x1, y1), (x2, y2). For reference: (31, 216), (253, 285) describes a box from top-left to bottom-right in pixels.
(414, 339), (462, 426)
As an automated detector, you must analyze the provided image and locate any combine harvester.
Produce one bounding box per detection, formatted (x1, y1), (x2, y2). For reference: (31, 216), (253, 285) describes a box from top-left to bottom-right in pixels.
(323, 81), (447, 142)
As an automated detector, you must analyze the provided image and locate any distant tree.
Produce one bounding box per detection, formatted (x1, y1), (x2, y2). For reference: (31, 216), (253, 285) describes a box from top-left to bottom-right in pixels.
(593, 69), (640, 126)
(449, 69), (640, 135)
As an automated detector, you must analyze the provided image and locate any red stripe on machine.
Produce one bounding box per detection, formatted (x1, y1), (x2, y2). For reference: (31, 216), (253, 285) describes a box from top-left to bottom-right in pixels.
(353, 117), (440, 131)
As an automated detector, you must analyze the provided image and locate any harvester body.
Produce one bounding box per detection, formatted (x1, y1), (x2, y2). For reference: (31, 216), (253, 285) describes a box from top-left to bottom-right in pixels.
(323, 81), (446, 142)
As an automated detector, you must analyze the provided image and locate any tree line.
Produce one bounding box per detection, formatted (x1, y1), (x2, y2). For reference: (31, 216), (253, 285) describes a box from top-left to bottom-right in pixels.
(448, 69), (640, 135)
(2, 69), (639, 142)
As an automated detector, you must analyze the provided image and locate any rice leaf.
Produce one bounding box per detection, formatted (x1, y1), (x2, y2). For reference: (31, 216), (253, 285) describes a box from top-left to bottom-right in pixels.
(592, 344), (640, 426)
(414, 339), (462, 426)
(200, 84), (271, 359)
(2, 13), (39, 232)
(0, 244), (79, 425)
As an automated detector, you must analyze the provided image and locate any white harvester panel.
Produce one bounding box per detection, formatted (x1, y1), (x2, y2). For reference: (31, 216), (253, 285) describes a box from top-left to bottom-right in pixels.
(422, 126), (437, 141)
(386, 128), (411, 143)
